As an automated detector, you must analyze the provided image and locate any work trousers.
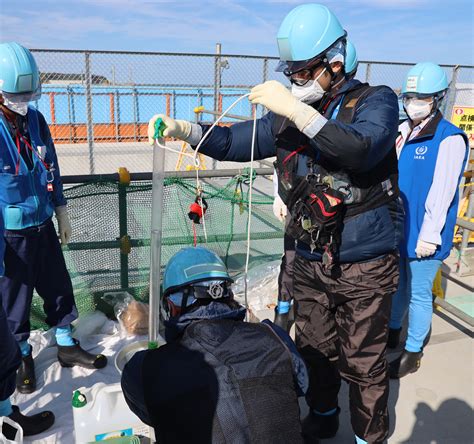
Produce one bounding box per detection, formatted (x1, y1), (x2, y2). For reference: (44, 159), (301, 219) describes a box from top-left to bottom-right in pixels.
(0, 219), (78, 342)
(294, 253), (399, 443)
(278, 233), (296, 302)
(0, 294), (21, 401)
(389, 257), (441, 352)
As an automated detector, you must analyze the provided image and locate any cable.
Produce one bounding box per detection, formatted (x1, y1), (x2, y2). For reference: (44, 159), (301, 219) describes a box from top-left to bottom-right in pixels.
(243, 106), (257, 319)
(192, 94), (252, 244)
(155, 93), (258, 312)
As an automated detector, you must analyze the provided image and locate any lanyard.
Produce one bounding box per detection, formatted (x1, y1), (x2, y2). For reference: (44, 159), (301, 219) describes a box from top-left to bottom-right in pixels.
(15, 130), (50, 175)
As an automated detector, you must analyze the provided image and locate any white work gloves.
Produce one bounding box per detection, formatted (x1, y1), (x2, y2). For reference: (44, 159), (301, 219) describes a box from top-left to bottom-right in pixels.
(273, 194), (287, 222)
(148, 114), (202, 146)
(415, 239), (437, 258)
(249, 80), (319, 133)
(55, 205), (72, 245)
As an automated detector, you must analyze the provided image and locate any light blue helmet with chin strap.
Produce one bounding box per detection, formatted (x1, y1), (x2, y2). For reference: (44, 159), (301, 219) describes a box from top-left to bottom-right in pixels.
(163, 246), (232, 297)
(276, 3), (347, 77)
(345, 41), (358, 78)
(0, 42), (41, 103)
(401, 62), (448, 96)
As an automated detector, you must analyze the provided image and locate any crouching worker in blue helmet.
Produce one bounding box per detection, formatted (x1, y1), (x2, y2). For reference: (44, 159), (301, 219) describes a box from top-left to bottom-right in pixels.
(0, 202), (55, 439)
(121, 246), (308, 444)
(388, 63), (468, 378)
(147, 4), (401, 444)
(0, 42), (107, 396)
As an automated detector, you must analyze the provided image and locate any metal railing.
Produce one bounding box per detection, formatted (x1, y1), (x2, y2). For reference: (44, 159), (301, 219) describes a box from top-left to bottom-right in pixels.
(61, 167), (277, 291)
(30, 48), (473, 176)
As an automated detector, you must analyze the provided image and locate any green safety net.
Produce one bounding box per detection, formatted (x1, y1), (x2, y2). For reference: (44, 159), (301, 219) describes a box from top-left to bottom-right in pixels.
(30, 172), (284, 330)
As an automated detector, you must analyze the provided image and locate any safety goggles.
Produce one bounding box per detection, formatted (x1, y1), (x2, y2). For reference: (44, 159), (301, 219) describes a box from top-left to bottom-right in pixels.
(1, 85), (42, 104)
(166, 280), (231, 308)
(402, 96), (434, 107)
(286, 60), (327, 87)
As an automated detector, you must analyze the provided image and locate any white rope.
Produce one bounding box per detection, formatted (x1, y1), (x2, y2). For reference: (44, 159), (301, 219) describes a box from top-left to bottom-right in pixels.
(243, 107), (257, 318)
(193, 94), (252, 244)
(154, 141), (200, 166)
(154, 93), (258, 312)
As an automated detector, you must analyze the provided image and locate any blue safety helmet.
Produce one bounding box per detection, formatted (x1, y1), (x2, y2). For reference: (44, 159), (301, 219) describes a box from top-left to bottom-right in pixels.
(276, 3), (347, 76)
(401, 62), (448, 97)
(163, 246), (232, 297)
(345, 41), (358, 78)
(0, 42), (41, 103)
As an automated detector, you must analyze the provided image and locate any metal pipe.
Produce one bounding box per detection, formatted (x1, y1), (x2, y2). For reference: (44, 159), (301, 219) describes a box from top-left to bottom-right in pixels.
(213, 43), (222, 170)
(443, 65), (460, 116)
(61, 168), (274, 184)
(365, 62), (371, 84)
(434, 296), (474, 327)
(149, 136), (166, 347)
(457, 189), (474, 275)
(29, 48), (474, 68)
(65, 230), (284, 251)
(195, 108), (250, 121)
(84, 52), (95, 174)
(456, 216), (474, 231)
(118, 183), (129, 289)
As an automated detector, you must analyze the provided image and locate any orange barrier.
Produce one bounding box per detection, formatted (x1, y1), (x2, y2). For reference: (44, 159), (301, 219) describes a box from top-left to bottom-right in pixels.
(49, 123), (149, 143)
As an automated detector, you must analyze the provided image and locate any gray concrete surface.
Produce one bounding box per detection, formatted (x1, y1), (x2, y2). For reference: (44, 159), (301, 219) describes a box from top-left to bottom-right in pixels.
(255, 295), (473, 443)
(55, 141), (269, 176)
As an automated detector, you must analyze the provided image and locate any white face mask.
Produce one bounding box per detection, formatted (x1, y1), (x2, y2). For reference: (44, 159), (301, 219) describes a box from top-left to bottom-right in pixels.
(404, 98), (433, 122)
(2, 97), (29, 116)
(291, 68), (327, 104)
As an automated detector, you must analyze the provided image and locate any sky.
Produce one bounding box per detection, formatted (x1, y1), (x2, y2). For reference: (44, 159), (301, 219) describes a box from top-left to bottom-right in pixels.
(1, 0), (473, 66)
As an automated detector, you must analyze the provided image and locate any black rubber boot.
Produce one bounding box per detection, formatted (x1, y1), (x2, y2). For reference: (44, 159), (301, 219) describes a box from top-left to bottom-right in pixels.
(57, 339), (107, 369)
(16, 352), (37, 394)
(389, 350), (423, 379)
(302, 407), (340, 441)
(3, 405), (55, 438)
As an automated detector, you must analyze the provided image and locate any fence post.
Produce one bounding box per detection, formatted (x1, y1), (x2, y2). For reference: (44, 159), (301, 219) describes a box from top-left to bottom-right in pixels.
(84, 52), (95, 174)
(115, 89), (121, 142)
(67, 86), (73, 143)
(172, 90), (176, 118)
(118, 182), (128, 289)
(118, 172), (130, 289)
(263, 57), (269, 83)
(132, 88), (139, 142)
(49, 92), (56, 124)
(213, 43), (222, 169)
(365, 62), (371, 84)
(457, 188), (473, 276)
(443, 65), (460, 118)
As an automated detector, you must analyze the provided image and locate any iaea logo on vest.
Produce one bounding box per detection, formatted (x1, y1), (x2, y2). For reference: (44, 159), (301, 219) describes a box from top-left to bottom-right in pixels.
(414, 145), (428, 159)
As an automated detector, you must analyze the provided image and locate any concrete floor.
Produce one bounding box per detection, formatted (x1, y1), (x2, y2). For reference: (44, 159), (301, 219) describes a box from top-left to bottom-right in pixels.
(255, 277), (473, 444)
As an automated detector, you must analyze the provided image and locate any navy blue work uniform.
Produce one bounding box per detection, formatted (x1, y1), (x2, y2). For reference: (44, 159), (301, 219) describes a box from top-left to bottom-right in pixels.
(193, 79), (402, 443)
(0, 106), (78, 342)
(122, 302), (308, 444)
(0, 207), (22, 401)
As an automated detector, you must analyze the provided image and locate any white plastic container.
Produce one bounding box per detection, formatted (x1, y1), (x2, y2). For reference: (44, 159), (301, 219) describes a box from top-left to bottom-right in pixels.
(72, 382), (151, 443)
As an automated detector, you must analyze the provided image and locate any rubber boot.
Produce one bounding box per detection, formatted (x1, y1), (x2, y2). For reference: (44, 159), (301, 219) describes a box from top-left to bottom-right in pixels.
(3, 405), (55, 438)
(16, 352), (37, 394)
(57, 339), (107, 369)
(387, 327), (401, 349)
(389, 350), (423, 379)
(302, 407), (340, 441)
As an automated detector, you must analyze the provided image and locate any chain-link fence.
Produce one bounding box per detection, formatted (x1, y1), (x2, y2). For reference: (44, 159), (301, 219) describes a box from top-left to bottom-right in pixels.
(30, 49), (474, 176)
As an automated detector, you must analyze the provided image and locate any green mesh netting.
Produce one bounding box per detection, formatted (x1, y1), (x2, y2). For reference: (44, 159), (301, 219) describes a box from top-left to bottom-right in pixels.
(30, 172), (284, 330)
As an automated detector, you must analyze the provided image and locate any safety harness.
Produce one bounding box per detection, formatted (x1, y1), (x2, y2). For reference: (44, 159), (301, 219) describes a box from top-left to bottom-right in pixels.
(274, 83), (398, 265)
